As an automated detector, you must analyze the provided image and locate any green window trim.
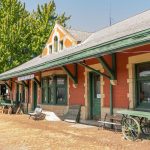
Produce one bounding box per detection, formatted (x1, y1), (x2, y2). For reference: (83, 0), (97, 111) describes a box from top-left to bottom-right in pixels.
(42, 75), (67, 105)
(135, 62), (150, 111)
(22, 85), (25, 103)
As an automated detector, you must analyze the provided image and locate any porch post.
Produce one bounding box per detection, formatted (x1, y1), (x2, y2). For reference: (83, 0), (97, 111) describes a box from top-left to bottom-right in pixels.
(110, 53), (116, 115)
(98, 53), (116, 115)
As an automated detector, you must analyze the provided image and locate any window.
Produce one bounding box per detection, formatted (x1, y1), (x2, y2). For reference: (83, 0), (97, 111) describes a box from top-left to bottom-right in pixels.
(21, 85), (25, 103)
(42, 75), (67, 105)
(94, 75), (100, 99)
(49, 45), (52, 54)
(60, 40), (63, 50)
(54, 36), (58, 52)
(56, 77), (67, 104)
(42, 78), (48, 104)
(136, 62), (150, 109)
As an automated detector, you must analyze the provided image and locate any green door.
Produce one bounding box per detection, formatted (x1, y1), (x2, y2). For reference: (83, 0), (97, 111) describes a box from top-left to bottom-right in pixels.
(89, 72), (101, 119)
(33, 81), (38, 109)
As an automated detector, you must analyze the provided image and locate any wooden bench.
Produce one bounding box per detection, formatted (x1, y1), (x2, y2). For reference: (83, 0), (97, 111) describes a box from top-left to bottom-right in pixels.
(0, 99), (14, 114)
(98, 113), (122, 131)
(63, 105), (81, 123)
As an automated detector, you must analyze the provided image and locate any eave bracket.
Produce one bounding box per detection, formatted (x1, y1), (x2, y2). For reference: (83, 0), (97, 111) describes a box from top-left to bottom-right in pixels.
(33, 77), (41, 87)
(62, 64), (78, 85)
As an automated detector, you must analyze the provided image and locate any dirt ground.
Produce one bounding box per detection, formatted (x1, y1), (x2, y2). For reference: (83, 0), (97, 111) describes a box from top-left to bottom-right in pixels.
(0, 114), (150, 150)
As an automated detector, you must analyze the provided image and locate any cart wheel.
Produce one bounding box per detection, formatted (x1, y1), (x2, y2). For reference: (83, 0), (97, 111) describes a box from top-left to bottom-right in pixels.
(140, 118), (150, 136)
(122, 117), (141, 141)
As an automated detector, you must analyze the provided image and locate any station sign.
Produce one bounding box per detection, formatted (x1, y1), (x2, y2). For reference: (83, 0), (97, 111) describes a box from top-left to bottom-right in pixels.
(18, 74), (34, 81)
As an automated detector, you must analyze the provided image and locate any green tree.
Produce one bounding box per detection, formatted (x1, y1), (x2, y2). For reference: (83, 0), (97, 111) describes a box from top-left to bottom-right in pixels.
(0, 0), (70, 72)
(0, 0), (31, 71)
(30, 1), (70, 56)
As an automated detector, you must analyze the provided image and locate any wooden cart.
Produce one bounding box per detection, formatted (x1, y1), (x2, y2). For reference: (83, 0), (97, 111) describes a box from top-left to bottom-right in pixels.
(117, 110), (150, 141)
(1, 102), (14, 114)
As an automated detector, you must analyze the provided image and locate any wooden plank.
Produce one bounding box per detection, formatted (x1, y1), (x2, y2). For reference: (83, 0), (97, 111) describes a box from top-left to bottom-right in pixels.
(117, 110), (150, 120)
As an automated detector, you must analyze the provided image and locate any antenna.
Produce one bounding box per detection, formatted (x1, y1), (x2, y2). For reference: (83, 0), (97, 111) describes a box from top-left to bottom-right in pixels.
(109, 0), (112, 26)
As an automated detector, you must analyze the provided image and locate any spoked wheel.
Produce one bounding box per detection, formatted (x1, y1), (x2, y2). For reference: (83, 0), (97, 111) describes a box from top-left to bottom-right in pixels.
(122, 117), (141, 141)
(140, 118), (150, 136)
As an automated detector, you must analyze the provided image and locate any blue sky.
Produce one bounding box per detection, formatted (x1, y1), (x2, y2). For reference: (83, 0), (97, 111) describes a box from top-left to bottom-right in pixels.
(21, 0), (150, 32)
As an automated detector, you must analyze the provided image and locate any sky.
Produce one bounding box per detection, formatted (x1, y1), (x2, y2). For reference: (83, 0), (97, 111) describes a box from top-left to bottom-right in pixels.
(20, 0), (150, 32)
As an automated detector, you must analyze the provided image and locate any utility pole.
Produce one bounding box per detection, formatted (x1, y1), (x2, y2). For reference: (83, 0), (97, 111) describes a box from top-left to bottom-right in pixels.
(109, 0), (112, 26)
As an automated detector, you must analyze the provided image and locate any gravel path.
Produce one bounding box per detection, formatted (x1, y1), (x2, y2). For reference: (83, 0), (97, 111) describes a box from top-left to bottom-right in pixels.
(0, 114), (150, 150)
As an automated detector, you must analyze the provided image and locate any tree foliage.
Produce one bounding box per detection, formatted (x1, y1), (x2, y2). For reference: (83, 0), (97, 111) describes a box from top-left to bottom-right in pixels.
(0, 0), (70, 72)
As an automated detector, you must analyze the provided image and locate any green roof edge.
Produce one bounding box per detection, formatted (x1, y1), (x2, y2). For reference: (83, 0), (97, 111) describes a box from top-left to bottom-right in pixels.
(0, 28), (150, 80)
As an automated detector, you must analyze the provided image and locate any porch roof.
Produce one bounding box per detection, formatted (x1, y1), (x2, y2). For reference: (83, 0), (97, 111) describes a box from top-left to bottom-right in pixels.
(0, 10), (150, 80)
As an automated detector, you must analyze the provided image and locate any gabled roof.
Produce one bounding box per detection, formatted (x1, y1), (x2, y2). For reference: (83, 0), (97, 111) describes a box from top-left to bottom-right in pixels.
(84, 10), (150, 45)
(52, 23), (91, 44)
(0, 10), (150, 80)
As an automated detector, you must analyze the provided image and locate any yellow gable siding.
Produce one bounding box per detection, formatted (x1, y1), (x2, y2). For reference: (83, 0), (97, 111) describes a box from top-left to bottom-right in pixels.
(47, 30), (55, 44)
(57, 28), (65, 41)
(42, 25), (77, 56)
(42, 47), (48, 56)
(64, 38), (72, 48)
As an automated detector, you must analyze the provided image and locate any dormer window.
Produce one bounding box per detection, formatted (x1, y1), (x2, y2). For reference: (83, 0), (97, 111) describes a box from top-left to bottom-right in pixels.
(60, 40), (63, 50)
(54, 36), (58, 52)
(49, 45), (52, 54)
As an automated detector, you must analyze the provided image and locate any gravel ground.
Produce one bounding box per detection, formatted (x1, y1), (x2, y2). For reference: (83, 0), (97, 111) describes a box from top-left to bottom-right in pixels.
(0, 114), (150, 150)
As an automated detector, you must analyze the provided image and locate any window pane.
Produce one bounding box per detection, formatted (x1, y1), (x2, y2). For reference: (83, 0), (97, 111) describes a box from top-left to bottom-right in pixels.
(94, 75), (100, 99)
(42, 78), (48, 103)
(54, 36), (58, 52)
(42, 88), (47, 103)
(60, 41), (63, 50)
(48, 87), (54, 103)
(49, 45), (52, 54)
(57, 77), (65, 85)
(139, 81), (150, 103)
(49, 78), (53, 86)
(136, 62), (150, 107)
(137, 62), (150, 77)
(43, 78), (48, 87)
(22, 86), (25, 103)
(57, 87), (66, 103)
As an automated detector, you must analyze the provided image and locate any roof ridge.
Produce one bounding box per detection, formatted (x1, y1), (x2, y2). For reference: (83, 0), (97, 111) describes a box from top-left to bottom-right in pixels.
(66, 28), (92, 34)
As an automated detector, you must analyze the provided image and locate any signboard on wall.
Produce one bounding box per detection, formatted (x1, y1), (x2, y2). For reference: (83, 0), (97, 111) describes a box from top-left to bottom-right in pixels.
(18, 74), (34, 81)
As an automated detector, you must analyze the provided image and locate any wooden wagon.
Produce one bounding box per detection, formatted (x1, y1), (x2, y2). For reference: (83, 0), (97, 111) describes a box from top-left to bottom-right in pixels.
(117, 110), (150, 141)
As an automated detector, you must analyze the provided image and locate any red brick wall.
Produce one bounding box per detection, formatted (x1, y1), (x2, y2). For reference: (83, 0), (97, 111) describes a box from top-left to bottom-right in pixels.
(67, 64), (85, 105)
(85, 44), (150, 108)
(103, 53), (129, 108)
(8, 44), (150, 109)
